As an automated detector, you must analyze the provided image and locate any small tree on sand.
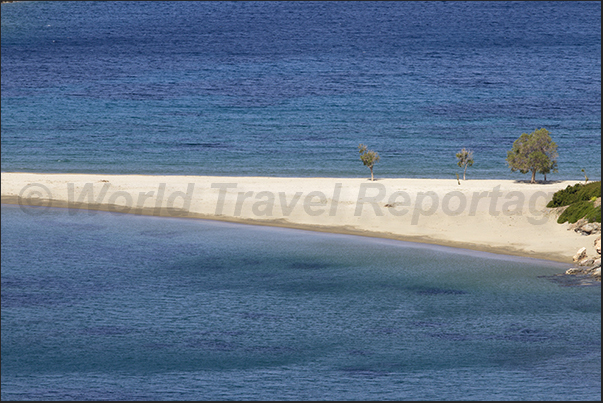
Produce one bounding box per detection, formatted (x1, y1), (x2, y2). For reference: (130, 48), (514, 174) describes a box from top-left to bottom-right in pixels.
(358, 143), (380, 181)
(506, 128), (558, 184)
(456, 148), (474, 180)
(581, 169), (589, 184)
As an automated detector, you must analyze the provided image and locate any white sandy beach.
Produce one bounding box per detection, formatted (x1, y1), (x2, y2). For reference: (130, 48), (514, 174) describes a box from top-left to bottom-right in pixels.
(1, 172), (598, 263)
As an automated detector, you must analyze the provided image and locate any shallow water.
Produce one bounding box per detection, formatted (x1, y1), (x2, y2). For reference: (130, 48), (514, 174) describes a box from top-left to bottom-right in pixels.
(1, 204), (600, 400)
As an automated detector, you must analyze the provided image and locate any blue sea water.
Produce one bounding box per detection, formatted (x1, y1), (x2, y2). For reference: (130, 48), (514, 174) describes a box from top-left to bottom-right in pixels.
(1, 1), (601, 179)
(1, 2), (601, 400)
(1, 204), (601, 401)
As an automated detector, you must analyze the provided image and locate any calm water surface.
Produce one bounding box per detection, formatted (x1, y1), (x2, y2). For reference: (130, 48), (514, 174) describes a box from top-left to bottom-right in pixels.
(1, 1), (601, 179)
(1, 205), (600, 400)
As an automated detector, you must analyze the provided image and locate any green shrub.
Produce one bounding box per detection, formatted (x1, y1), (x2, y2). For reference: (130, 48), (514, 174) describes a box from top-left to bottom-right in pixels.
(557, 200), (601, 224)
(547, 181), (601, 208)
(586, 206), (602, 223)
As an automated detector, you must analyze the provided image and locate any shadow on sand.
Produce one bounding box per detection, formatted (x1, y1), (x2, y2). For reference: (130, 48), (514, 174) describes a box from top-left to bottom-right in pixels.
(512, 179), (572, 185)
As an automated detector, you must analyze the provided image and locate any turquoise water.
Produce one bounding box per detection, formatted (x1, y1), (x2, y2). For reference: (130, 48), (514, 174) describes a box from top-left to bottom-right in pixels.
(1, 205), (600, 400)
(1, 1), (601, 180)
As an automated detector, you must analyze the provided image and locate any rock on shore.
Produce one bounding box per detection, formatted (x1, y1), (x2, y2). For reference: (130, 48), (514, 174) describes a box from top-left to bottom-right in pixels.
(569, 219), (601, 236)
(565, 235), (602, 281)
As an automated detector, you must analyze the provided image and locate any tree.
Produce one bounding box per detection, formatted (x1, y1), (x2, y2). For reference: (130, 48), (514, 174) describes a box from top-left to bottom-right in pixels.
(582, 169), (589, 184)
(506, 128), (558, 184)
(358, 143), (380, 181)
(456, 148), (474, 180)
(539, 158), (558, 182)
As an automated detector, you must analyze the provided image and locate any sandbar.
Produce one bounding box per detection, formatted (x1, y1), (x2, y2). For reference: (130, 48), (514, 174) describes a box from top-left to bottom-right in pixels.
(1, 172), (598, 263)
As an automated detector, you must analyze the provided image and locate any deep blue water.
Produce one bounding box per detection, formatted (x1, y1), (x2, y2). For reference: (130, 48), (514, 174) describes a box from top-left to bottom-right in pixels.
(1, 1), (601, 180)
(1, 204), (601, 401)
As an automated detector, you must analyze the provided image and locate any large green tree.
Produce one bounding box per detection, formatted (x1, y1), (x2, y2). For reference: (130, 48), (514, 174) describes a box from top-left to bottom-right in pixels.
(358, 143), (380, 181)
(506, 128), (558, 183)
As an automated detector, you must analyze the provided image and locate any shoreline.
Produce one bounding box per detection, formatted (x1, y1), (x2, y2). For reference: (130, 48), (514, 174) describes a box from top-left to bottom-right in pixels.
(2, 172), (599, 263)
(2, 194), (573, 264)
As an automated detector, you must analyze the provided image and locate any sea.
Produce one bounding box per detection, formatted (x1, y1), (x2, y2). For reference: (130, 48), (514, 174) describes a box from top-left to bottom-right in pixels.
(1, 1), (601, 179)
(1, 1), (601, 400)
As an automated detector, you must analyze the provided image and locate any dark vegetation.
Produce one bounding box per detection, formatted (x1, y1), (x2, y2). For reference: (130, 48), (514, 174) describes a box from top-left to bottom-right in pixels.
(547, 181), (601, 224)
(547, 181), (601, 207)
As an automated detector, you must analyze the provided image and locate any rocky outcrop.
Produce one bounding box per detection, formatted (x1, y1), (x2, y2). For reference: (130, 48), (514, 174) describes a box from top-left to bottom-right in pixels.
(568, 219), (601, 235)
(564, 235), (602, 281)
(573, 247), (587, 262)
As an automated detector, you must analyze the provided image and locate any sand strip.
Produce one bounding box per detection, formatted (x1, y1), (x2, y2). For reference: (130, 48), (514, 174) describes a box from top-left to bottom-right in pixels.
(2, 172), (597, 263)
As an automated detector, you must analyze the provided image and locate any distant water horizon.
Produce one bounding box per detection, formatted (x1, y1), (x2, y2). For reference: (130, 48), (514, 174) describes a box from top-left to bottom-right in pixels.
(1, 1), (601, 180)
